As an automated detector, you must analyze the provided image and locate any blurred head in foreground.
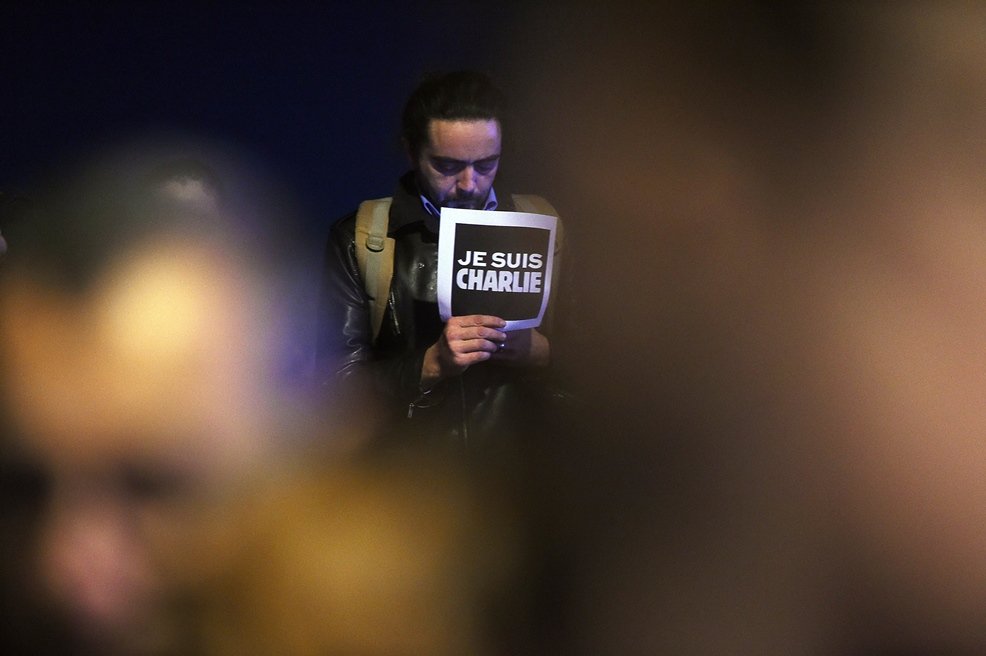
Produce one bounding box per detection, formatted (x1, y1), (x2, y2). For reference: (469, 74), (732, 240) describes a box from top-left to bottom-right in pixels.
(0, 141), (312, 654)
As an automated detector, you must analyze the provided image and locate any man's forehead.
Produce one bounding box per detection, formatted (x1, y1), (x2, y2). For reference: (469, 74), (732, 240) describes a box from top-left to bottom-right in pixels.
(429, 153), (500, 166)
(424, 119), (501, 158)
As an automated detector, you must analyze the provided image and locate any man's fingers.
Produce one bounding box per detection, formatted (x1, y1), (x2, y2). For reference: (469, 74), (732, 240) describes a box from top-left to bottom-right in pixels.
(448, 334), (500, 353)
(474, 326), (507, 342)
(439, 316), (508, 372)
(449, 349), (493, 368)
(446, 325), (506, 343)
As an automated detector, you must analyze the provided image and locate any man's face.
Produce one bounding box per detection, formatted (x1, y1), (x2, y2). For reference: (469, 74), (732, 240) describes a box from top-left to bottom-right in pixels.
(414, 119), (501, 210)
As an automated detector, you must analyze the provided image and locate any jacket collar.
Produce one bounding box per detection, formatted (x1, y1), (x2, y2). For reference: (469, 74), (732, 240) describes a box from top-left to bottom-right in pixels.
(388, 171), (513, 235)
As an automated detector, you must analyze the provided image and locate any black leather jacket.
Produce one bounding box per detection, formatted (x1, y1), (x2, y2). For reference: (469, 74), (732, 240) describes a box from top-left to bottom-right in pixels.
(317, 172), (559, 447)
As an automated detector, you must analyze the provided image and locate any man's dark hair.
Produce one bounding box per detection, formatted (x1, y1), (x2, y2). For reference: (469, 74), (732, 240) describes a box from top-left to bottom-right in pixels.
(401, 71), (506, 159)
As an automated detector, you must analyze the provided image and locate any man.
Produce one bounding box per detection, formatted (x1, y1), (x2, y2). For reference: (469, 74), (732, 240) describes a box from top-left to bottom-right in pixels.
(318, 71), (562, 448)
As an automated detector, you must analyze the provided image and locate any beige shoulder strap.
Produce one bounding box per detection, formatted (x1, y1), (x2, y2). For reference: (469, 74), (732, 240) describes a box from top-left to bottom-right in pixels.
(354, 197), (395, 343)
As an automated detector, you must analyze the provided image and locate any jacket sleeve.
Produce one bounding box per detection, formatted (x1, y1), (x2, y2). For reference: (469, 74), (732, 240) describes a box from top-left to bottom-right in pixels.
(316, 215), (364, 378)
(315, 217), (429, 408)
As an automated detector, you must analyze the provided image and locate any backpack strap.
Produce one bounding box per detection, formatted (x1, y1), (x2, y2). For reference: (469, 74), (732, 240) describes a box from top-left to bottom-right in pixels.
(354, 197), (395, 343)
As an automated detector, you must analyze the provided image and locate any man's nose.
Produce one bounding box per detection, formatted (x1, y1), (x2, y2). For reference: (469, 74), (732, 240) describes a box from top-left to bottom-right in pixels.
(455, 165), (477, 193)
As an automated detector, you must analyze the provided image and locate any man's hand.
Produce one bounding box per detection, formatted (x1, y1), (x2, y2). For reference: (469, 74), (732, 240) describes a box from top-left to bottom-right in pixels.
(420, 315), (506, 388)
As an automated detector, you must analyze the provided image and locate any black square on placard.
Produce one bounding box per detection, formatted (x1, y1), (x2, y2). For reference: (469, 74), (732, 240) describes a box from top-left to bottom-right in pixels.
(450, 224), (550, 320)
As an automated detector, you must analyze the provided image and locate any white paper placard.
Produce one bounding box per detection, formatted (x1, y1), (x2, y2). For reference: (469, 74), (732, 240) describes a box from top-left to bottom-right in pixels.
(437, 208), (557, 330)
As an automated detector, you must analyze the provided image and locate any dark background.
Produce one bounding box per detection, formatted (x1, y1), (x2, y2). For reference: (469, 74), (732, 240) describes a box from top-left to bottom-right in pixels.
(0, 1), (535, 246)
